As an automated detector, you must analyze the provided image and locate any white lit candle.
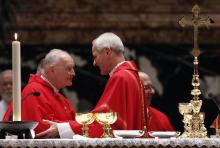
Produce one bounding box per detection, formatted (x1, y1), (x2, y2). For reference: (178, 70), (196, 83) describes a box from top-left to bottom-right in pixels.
(12, 33), (21, 121)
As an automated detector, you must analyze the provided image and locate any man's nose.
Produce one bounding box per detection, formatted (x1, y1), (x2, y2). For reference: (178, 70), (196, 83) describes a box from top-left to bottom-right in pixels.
(93, 60), (96, 66)
(71, 69), (76, 76)
(151, 88), (155, 95)
(5, 82), (12, 88)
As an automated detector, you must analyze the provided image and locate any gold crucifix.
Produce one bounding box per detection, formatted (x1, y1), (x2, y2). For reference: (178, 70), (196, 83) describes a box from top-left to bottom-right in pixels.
(178, 5), (214, 138)
(179, 4), (213, 57)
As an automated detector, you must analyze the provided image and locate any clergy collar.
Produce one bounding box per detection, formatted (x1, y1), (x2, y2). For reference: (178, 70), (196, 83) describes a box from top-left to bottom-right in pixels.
(40, 75), (59, 94)
(109, 61), (125, 77)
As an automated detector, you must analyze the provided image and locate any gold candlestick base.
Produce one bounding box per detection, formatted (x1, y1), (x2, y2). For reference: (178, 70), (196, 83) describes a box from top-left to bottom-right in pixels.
(178, 111), (207, 138)
(179, 101), (207, 138)
(0, 121), (38, 139)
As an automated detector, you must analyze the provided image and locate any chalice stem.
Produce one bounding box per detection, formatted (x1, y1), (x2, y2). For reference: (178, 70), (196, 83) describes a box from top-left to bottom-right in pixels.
(102, 124), (112, 138)
(82, 124), (89, 137)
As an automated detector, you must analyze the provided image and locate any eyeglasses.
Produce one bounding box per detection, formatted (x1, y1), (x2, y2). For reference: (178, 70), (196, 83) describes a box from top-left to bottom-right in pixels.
(143, 85), (154, 91)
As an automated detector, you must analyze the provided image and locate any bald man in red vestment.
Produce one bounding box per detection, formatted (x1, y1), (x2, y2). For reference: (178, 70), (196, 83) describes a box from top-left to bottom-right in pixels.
(138, 72), (174, 133)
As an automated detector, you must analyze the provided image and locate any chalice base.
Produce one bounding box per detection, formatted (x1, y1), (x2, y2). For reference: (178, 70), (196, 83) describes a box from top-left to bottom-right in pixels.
(101, 133), (114, 138)
(101, 126), (114, 138)
(82, 124), (89, 137)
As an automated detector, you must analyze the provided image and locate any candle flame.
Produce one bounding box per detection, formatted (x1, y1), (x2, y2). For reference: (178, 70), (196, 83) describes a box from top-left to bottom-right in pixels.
(14, 33), (18, 40)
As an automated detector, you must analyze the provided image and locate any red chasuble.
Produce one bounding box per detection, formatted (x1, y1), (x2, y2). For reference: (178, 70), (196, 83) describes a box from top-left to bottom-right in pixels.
(3, 74), (81, 135)
(88, 61), (147, 137)
(147, 106), (174, 132)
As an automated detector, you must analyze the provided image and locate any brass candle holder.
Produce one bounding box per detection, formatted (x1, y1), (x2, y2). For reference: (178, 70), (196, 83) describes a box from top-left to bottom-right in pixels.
(178, 4), (213, 138)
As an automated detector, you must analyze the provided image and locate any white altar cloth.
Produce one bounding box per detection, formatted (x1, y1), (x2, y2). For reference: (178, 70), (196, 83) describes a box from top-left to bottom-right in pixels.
(0, 138), (219, 148)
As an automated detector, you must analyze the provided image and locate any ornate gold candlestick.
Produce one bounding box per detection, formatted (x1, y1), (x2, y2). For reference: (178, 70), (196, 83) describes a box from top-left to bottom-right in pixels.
(178, 5), (213, 138)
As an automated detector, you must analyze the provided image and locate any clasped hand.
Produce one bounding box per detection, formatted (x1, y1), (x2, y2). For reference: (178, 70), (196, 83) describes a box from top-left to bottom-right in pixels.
(35, 119), (59, 138)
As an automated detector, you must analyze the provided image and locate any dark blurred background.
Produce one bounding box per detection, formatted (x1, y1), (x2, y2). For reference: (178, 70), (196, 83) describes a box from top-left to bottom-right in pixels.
(0, 0), (220, 134)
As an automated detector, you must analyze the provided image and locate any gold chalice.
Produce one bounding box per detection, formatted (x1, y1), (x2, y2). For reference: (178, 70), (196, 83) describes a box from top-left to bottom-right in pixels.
(95, 112), (117, 138)
(178, 103), (192, 115)
(75, 113), (95, 137)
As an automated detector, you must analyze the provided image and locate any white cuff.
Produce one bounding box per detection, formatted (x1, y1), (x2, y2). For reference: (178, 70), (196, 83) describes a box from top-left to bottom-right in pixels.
(57, 122), (74, 139)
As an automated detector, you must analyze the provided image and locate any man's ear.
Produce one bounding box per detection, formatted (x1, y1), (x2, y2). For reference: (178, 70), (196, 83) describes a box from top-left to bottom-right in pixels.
(106, 48), (112, 55)
(49, 65), (55, 73)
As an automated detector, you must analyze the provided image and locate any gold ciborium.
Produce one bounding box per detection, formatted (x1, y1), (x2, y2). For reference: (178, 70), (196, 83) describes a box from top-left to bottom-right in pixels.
(95, 112), (117, 138)
(75, 113), (95, 137)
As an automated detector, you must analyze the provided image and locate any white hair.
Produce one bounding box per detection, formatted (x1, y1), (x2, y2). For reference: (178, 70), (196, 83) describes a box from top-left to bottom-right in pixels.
(43, 49), (72, 70)
(93, 32), (124, 52)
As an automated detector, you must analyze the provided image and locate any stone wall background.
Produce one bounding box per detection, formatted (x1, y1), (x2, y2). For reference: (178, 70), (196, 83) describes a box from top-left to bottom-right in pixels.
(0, 0), (220, 133)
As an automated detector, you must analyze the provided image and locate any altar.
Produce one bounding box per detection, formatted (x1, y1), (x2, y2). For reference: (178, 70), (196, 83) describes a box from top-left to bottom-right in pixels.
(0, 138), (220, 148)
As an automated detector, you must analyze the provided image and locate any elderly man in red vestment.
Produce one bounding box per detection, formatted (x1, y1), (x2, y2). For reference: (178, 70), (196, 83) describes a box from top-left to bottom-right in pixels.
(138, 72), (174, 132)
(88, 32), (147, 137)
(3, 49), (81, 138)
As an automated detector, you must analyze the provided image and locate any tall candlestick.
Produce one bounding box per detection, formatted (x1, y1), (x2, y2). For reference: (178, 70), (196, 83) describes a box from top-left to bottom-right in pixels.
(12, 33), (21, 121)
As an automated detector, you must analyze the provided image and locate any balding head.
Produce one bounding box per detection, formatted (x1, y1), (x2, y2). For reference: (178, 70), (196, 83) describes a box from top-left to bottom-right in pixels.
(0, 70), (12, 80)
(139, 72), (152, 86)
(42, 49), (75, 89)
(43, 49), (73, 70)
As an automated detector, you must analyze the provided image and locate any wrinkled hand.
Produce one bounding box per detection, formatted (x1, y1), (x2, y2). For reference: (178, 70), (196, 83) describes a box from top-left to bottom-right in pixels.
(35, 119), (59, 138)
